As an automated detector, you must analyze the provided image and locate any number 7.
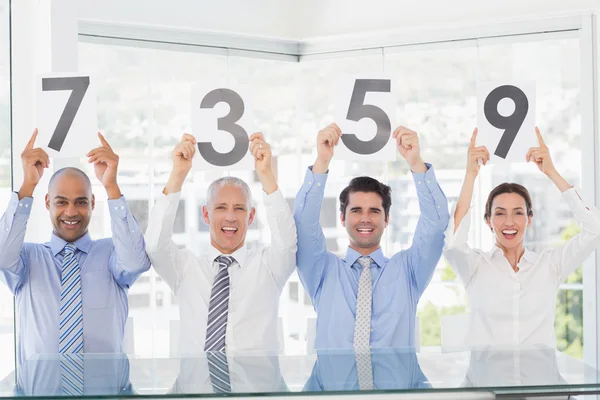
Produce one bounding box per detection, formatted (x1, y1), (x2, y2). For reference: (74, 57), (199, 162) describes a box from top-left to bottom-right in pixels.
(42, 77), (90, 152)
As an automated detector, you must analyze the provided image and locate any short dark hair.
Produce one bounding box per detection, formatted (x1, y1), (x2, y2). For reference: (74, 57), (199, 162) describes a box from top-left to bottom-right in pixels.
(339, 176), (392, 219)
(484, 182), (533, 222)
(48, 167), (92, 192)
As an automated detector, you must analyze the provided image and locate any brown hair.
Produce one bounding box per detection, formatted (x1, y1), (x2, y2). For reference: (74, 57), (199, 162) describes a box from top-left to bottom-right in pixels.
(484, 182), (533, 222)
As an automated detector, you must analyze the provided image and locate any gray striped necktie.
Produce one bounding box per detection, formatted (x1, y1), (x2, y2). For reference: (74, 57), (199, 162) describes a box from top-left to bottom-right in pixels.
(205, 255), (235, 393)
(354, 256), (374, 390)
(59, 243), (84, 395)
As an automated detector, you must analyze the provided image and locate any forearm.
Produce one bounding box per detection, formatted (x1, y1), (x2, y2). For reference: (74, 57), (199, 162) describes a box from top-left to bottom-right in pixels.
(0, 194), (30, 274)
(110, 197), (151, 275)
(454, 173), (476, 233)
(257, 170), (278, 195)
(547, 170), (573, 193)
(312, 157), (330, 175)
(163, 170), (188, 195)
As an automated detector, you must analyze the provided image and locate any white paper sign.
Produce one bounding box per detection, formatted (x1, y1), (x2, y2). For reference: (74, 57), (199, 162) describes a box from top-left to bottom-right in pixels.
(335, 76), (396, 161)
(34, 73), (98, 158)
(477, 81), (536, 164)
(191, 84), (254, 170)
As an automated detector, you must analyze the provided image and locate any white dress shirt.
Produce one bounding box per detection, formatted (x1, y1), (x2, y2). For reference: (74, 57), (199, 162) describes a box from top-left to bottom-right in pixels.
(145, 189), (297, 355)
(443, 188), (600, 347)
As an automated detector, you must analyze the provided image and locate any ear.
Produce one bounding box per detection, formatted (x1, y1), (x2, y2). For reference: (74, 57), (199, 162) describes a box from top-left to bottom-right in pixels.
(91, 194), (95, 210)
(248, 207), (257, 226)
(385, 213), (390, 227)
(45, 193), (50, 211)
(485, 217), (493, 232)
(340, 212), (346, 227)
(527, 214), (533, 227)
(202, 205), (210, 225)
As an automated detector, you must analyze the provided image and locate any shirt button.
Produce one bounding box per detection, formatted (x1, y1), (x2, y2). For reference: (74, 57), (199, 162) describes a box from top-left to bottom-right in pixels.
(121, 206), (125, 210)
(317, 182), (321, 187)
(370, 328), (374, 332)
(300, 204), (303, 207)
(437, 205), (440, 209)
(114, 206), (118, 210)
(426, 180), (430, 184)
(25, 204), (28, 208)
(418, 181), (422, 185)
(18, 203), (22, 207)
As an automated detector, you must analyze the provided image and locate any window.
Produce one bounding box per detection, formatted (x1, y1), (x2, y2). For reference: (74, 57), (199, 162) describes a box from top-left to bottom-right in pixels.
(77, 30), (584, 359)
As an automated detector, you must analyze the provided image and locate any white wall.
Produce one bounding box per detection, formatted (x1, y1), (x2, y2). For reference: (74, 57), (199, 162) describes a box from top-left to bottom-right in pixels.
(296, 0), (600, 38)
(77, 0), (600, 40)
(77, 0), (301, 39)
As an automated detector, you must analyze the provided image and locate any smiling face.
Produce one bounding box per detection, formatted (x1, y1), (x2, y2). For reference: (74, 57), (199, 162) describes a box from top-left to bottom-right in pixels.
(486, 192), (533, 250)
(341, 191), (388, 255)
(202, 184), (255, 254)
(45, 170), (95, 243)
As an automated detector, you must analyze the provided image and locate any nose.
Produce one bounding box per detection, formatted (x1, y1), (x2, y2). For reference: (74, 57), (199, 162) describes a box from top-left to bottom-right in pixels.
(224, 209), (237, 222)
(65, 203), (78, 217)
(359, 213), (370, 223)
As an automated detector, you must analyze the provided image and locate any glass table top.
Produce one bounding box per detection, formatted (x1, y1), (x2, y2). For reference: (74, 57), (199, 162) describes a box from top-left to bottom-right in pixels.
(1, 346), (599, 398)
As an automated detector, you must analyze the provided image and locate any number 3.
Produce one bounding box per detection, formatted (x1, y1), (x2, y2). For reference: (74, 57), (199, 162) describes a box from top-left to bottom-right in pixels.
(198, 89), (249, 167)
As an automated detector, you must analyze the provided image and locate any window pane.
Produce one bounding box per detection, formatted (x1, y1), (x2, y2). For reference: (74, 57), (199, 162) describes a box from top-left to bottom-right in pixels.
(0, 0), (12, 381)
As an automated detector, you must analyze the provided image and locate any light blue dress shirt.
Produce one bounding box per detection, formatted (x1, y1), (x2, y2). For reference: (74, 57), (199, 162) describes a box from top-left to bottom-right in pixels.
(303, 349), (430, 391)
(0, 192), (151, 367)
(294, 165), (449, 349)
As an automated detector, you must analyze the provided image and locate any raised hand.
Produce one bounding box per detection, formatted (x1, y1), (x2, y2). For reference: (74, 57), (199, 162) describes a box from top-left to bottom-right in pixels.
(19, 129), (50, 199)
(466, 128), (490, 178)
(86, 132), (121, 198)
(526, 128), (556, 176)
(392, 126), (426, 172)
(313, 123), (342, 174)
(249, 132), (277, 194)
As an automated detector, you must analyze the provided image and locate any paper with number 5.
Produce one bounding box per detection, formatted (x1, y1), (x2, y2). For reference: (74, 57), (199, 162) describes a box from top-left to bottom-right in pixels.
(335, 76), (396, 161)
(191, 84), (254, 171)
(477, 81), (536, 164)
(34, 73), (98, 158)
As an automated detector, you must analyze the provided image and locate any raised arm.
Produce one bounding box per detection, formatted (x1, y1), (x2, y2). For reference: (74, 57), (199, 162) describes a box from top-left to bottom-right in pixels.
(0, 129), (49, 292)
(294, 124), (342, 303)
(526, 128), (600, 280)
(392, 126), (449, 295)
(87, 133), (151, 287)
(443, 128), (489, 286)
(249, 133), (297, 289)
(144, 134), (196, 293)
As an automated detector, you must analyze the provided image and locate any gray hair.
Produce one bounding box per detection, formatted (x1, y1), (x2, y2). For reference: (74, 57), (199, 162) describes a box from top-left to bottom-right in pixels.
(206, 176), (253, 209)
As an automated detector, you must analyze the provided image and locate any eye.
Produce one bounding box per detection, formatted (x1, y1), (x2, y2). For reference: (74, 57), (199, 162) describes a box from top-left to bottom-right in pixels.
(515, 211), (524, 215)
(235, 207), (245, 211)
(56, 201), (66, 205)
(495, 211), (505, 216)
(77, 201), (88, 205)
(215, 206), (226, 210)
(351, 209), (359, 213)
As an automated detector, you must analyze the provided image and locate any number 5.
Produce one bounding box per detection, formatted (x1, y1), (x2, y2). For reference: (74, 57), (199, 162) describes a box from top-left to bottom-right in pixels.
(342, 79), (392, 155)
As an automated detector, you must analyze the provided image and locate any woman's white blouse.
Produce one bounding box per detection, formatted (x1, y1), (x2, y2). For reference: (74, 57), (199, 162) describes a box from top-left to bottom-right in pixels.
(443, 188), (600, 347)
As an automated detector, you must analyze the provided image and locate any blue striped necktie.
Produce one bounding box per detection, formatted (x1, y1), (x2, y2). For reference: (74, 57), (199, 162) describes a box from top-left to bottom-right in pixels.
(59, 243), (84, 395)
(205, 255), (234, 393)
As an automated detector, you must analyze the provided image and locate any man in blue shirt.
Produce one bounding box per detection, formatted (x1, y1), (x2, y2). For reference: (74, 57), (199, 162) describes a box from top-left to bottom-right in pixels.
(294, 123), (449, 350)
(0, 129), (150, 370)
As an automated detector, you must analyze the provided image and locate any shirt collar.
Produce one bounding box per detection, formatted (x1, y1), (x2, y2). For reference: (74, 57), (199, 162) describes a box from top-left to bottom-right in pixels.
(487, 245), (538, 265)
(206, 244), (248, 269)
(344, 246), (386, 269)
(49, 232), (92, 256)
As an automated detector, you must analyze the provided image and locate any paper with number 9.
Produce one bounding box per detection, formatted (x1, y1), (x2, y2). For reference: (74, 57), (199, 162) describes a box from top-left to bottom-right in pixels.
(477, 80), (536, 164)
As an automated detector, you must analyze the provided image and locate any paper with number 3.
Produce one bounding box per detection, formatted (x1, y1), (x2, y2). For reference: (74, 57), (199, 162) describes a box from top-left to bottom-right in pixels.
(35, 73), (98, 158)
(191, 84), (254, 171)
(477, 81), (537, 164)
(334, 76), (397, 161)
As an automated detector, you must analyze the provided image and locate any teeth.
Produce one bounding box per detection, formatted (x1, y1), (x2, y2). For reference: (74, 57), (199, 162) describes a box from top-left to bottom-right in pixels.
(63, 221), (78, 225)
(503, 230), (517, 234)
(358, 229), (373, 232)
(222, 227), (237, 231)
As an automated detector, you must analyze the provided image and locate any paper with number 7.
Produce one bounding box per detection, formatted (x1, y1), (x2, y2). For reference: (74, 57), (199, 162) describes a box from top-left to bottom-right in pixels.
(34, 73), (98, 158)
(335, 76), (397, 161)
(477, 81), (536, 164)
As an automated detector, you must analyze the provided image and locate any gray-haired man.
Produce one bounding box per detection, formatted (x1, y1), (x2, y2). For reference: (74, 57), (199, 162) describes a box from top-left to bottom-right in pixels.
(145, 133), (296, 365)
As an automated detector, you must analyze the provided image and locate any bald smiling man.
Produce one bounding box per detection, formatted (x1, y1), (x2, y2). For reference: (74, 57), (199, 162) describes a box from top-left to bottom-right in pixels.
(0, 129), (150, 374)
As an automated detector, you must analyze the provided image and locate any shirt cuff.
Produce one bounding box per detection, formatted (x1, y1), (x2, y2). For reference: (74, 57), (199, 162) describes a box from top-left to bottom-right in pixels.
(303, 166), (327, 194)
(444, 203), (472, 249)
(108, 195), (131, 220)
(11, 192), (33, 216)
(562, 186), (592, 212)
(412, 163), (439, 194)
(262, 187), (287, 208)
